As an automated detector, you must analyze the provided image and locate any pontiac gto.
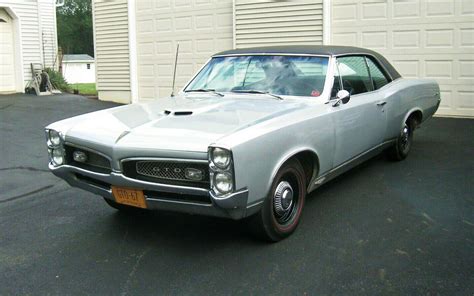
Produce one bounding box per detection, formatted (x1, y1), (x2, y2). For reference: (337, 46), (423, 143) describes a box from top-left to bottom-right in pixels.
(45, 46), (440, 241)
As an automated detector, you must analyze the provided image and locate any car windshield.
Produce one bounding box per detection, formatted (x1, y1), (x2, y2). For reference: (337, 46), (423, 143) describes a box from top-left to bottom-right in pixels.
(185, 55), (329, 97)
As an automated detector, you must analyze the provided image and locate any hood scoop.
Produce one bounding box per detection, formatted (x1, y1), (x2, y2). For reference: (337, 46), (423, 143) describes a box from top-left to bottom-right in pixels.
(163, 110), (193, 116)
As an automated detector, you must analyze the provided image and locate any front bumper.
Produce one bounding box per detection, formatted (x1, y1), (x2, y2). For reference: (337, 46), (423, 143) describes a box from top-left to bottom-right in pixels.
(50, 163), (254, 220)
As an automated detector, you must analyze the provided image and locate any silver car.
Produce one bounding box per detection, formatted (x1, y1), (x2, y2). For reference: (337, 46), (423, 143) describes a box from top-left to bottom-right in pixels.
(45, 46), (440, 241)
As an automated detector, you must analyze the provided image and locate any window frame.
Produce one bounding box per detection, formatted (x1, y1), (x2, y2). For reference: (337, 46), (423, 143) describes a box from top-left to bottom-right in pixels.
(331, 53), (394, 99)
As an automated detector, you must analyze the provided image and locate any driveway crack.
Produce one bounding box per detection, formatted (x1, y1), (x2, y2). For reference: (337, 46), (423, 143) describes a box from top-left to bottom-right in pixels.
(0, 184), (55, 204)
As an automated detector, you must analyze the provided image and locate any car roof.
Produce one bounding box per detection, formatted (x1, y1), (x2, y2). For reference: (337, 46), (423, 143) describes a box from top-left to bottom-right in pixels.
(214, 45), (378, 57)
(213, 45), (402, 80)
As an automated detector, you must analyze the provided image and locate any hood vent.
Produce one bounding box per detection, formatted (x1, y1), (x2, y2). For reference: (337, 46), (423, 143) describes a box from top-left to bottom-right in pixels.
(174, 111), (193, 116)
(163, 110), (193, 116)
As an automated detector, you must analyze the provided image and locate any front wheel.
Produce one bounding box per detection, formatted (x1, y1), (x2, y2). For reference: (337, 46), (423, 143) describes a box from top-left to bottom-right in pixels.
(387, 118), (414, 161)
(248, 159), (306, 242)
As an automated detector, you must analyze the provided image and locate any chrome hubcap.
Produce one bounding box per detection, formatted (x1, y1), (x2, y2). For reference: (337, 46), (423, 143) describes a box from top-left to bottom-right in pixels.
(400, 124), (410, 151)
(274, 181), (294, 222)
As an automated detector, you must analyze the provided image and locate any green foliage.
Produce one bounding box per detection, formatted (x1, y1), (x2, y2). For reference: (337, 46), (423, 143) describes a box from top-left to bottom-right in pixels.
(45, 68), (71, 92)
(73, 83), (97, 95)
(57, 0), (94, 57)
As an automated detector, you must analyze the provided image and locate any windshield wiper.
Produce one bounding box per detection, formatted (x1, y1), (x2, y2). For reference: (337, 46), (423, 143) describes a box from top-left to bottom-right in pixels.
(231, 90), (283, 100)
(184, 88), (224, 97)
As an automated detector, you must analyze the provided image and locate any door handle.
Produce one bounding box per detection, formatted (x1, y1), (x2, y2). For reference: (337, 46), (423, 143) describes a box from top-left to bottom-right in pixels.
(376, 101), (387, 106)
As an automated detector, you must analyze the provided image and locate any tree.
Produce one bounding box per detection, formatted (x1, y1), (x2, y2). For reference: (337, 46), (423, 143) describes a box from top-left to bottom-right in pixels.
(56, 0), (94, 57)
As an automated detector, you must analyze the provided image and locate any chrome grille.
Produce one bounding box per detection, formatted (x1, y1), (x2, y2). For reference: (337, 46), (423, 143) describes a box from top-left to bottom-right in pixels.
(135, 161), (208, 182)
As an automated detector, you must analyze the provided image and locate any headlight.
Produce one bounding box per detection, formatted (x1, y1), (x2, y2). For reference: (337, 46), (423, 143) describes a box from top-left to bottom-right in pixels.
(211, 147), (231, 169)
(214, 172), (233, 194)
(52, 148), (65, 166)
(47, 129), (62, 147)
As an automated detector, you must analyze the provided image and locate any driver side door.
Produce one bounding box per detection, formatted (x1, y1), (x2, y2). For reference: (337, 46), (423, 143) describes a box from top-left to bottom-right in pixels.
(330, 55), (387, 167)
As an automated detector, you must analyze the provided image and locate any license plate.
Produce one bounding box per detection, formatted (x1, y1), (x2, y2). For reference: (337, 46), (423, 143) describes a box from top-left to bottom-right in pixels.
(111, 186), (147, 209)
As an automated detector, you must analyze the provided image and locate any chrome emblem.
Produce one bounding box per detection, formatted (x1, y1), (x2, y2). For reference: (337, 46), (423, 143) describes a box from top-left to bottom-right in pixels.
(185, 168), (203, 181)
(152, 167), (182, 173)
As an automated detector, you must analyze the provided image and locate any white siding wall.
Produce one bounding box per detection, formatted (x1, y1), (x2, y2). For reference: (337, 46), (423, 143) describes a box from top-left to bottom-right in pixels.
(234, 0), (323, 48)
(38, 0), (58, 69)
(135, 0), (233, 101)
(93, 0), (131, 103)
(331, 0), (474, 117)
(7, 0), (40, 83)
(62, 62), (96, 84)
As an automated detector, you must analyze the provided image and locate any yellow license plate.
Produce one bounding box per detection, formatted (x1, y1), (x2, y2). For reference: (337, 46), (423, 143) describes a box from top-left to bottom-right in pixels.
(111, 186), (147, 209)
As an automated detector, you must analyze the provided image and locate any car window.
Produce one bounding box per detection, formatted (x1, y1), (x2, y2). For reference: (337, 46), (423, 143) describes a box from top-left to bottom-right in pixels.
(336, 56), (373, 95)
(366, 57), (390, 90)
(186, 55), (329, 97)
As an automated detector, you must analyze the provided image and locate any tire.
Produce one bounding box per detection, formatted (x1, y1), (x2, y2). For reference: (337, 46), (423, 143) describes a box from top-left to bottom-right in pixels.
(248, 159), (306, 242)
(387, 117), (415, 161)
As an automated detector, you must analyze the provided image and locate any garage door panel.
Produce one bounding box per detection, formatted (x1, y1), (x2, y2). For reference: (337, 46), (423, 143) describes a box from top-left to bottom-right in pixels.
(331, 0), (474, 117)
(0, 8), (15, 92)
(135, 0), (233, 101)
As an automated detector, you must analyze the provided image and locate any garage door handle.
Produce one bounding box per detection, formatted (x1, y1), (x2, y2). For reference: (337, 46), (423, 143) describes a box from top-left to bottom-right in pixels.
(376, 101), (387, 106)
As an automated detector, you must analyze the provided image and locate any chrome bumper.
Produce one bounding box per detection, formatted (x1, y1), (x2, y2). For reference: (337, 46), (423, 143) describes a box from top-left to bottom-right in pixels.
(49, 163), (255, 220)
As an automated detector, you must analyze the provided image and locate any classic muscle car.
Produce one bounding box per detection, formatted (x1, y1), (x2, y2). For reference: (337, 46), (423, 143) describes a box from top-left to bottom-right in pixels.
(45, 46), (440, 241)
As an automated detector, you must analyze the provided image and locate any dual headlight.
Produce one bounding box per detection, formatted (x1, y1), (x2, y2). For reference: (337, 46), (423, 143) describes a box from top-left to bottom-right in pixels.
(46, 129), (65, 166)
(209, 147), (234, 195)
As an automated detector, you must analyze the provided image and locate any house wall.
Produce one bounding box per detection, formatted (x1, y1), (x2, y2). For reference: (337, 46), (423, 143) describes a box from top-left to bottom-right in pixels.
(330, 0), (474, 117)
(92, 0), (131, 104)
(62, 62), (96, 84)
(134, 0), (234, 101)
(234, 0), (324, 48)
(38, 0), (58, 69)
(91, 0), (474, 117)
(0, 0), (57, 91)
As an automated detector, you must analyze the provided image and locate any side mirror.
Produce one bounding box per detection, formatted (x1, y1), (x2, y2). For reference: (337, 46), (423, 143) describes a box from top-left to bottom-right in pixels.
(332, 90), (350, 106)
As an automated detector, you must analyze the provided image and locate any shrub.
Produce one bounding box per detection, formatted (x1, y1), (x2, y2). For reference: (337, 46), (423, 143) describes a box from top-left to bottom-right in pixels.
(44, 68), (71, 92)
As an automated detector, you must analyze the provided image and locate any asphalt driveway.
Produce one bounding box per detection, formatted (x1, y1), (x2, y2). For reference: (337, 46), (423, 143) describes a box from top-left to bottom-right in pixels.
(0, 93), (473, 295)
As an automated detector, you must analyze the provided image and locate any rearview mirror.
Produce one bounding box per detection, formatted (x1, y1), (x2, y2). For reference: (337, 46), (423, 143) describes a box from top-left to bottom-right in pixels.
(332, 90), (350, 106)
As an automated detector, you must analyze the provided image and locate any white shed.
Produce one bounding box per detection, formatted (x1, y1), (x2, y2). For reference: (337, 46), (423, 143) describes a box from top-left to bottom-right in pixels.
(0, 0), (58, 93)
(62, 54), (95, 84)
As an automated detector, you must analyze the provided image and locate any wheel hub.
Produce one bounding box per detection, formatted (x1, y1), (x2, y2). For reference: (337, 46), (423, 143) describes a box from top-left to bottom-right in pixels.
(401, 124), (410, 150)
(273, 181), (294, 217)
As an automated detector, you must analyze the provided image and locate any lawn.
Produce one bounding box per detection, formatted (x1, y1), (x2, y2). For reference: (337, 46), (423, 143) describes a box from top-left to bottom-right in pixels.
(72, 83), (97, 96)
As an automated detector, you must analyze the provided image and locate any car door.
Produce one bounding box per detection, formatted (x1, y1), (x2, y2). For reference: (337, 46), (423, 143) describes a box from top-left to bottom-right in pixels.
(330, 55), (387, 167)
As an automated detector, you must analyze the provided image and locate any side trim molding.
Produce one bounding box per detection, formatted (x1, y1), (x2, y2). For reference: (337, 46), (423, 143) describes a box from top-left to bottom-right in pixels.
(308, 139), (396, 193)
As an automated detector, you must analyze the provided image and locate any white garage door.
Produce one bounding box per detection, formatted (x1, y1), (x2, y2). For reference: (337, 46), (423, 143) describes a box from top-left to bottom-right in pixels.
(0, 8), (15, 92)
(134, 0), (233, 101)
(331, 0), (474, 117)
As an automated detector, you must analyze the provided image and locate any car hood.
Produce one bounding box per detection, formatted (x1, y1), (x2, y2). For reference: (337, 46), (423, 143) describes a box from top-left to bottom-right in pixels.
(60, 94), (307, 153)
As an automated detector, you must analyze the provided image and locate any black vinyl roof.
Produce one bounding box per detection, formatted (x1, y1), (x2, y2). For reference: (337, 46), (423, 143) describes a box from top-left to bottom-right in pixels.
(213, 45), (401, 80)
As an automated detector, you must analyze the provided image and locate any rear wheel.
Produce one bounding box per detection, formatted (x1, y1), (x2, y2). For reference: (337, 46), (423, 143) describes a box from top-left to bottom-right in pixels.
(387, 118), (415, 161)
(249, 159), (306, 242)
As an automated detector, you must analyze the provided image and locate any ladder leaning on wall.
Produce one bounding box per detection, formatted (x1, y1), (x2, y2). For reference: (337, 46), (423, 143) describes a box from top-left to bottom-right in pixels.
(25, 63), (54, 96)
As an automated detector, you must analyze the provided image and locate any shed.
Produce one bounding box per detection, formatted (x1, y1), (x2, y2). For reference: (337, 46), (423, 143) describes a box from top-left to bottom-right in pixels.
(62, 54), (95, 84)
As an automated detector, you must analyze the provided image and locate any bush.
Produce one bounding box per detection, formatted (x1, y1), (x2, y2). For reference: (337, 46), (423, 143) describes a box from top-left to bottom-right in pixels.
(44, 68), (71, 92)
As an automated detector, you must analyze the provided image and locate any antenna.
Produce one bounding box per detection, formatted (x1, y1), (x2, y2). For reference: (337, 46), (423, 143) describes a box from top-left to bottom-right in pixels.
(170, 43), (179, 97)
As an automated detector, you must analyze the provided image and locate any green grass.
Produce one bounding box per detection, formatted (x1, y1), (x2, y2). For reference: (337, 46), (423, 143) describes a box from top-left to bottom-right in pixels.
(73, 83), (97, 96)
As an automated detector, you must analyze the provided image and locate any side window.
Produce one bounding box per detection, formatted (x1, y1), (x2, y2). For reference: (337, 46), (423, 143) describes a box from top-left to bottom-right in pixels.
(336, 56), (373, 95)
(366, 58), (390, 90)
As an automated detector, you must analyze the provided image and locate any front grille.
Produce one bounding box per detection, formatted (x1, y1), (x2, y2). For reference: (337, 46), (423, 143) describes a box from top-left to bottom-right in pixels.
(122, 159), (210, 189)
(65, 145), (112, 174)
